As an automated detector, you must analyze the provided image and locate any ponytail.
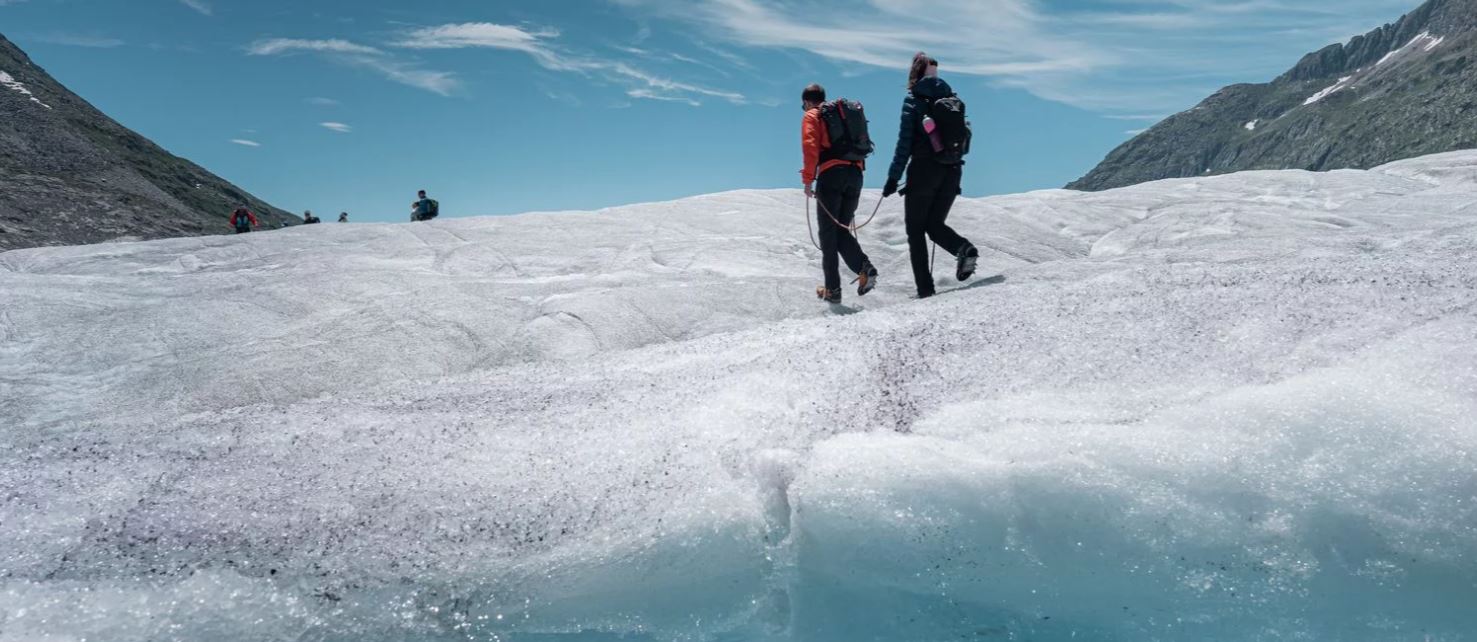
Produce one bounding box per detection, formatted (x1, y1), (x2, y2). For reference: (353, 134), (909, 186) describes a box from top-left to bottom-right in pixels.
(908, 52), (938, 90)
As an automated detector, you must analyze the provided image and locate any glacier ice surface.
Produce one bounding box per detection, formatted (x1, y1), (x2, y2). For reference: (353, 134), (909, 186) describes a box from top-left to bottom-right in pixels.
(2, 152), (1476, 641)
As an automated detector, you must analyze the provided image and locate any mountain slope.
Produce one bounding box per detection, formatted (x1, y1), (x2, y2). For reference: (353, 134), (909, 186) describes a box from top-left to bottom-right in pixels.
(0, 33), (294, 250)
(1069, 0), (1477, 191)
(3, 153), (1475, 640)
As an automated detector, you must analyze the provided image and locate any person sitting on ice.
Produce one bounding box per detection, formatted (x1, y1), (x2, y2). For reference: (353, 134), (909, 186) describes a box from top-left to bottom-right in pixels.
(411, 190), (439, 222)
(303, 210), (321, 225)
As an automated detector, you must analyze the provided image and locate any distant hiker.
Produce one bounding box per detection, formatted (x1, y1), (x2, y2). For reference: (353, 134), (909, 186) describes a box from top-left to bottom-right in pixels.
(230, 207), (258, 234)
(801, 83), (878, 304)
(884, 53), (978, 299)
(303, 210), (321, 225)
(412, 190), (439, 222)
(338, 212), (349, 223)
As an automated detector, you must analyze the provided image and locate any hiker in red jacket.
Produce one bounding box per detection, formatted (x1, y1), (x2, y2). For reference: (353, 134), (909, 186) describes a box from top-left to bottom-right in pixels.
(230, 207), (258, 234)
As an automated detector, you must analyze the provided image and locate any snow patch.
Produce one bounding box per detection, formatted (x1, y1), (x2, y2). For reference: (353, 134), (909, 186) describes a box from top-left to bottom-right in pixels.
(1304, 75), (1353, 105)
(0, 69), (53, 109)
(1244, 119), (1258, 131)
(1377, 31), (1444, 66)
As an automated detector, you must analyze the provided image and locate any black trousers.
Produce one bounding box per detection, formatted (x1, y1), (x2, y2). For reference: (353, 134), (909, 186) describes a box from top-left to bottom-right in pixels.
(904, 163), (970, 295)
(816, 165), (871, 293)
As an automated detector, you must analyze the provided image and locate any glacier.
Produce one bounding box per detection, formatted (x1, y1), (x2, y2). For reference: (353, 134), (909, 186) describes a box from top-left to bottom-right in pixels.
(2, 151), (1475, 641)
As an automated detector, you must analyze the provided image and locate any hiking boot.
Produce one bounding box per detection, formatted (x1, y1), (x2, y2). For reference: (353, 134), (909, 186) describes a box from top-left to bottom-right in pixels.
(956, 244), (979, 282)
(855, 264), (878, 297)
(816, 286), (842, 304)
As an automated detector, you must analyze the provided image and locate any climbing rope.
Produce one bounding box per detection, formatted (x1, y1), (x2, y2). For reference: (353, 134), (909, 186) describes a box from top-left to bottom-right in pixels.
(803, 189), (889, 250)
(804, 196), (821, 251)
(804, 187), (949, 295)
(815, 193), (884, 233)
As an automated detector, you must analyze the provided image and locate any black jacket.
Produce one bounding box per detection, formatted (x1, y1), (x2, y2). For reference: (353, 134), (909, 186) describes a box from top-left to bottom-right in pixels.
(887, 77), (955, 183)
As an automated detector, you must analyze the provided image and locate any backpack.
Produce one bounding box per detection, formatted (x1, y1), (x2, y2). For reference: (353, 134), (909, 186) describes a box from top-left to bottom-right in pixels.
(817, 99), (874, 163)
(234, 210), (251, 231)
(427, 199), (439, 218)
(923, 94), (971, 165)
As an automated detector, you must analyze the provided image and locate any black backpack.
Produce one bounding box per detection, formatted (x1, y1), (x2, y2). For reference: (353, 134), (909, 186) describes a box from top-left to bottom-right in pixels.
(924, 94), (971, 165)
(818, 99), (874, 163)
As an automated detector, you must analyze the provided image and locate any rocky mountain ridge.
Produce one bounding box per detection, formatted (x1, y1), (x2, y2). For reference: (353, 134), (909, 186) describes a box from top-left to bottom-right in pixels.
(0, 33), (294, 251)
(1070, 0), (1477, 191)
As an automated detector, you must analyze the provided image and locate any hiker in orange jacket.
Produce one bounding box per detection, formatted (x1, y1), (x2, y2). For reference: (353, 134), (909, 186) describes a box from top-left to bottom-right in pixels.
(801, 83), (877, 304)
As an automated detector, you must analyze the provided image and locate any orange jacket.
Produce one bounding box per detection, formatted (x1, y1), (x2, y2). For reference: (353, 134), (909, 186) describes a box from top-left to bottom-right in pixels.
(801, 108), (863, 184)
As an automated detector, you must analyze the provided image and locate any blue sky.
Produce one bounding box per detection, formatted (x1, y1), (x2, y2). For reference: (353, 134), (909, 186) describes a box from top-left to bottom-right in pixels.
(1, 0), (1423, 222)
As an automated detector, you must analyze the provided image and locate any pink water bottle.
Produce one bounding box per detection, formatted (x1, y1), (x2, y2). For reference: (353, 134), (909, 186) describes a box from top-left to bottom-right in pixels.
(923, 115), (944, 152)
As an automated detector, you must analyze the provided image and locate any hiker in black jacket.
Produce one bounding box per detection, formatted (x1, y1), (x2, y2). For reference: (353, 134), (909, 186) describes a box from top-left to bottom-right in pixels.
(412, 190), (438, 221)
(883, 53), (979, 299)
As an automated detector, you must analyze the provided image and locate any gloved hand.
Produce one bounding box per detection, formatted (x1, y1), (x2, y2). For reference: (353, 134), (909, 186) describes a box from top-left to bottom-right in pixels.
(882, 177), (900, 198)
(804, 182), (815, 198)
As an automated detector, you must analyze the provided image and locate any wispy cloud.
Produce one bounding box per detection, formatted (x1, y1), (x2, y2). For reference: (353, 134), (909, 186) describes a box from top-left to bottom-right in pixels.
(692, 41), (754, 72)
(609, 0), (1423, 114)
(615, 44), (736, 78)
(249, 38), (379, 56)
(398, 22), (557, 53)
(179, 0), (211, 16)
(614, 0), (1098, 74)
(230, 139), (261, 147)
(306, 96), (340, 106)
(396, 22), (745, 106)
(319, 122), (352, 133)
(247, 38), (458, 96)
(626, 88), (699, 107)
(33, 33), (126, 48)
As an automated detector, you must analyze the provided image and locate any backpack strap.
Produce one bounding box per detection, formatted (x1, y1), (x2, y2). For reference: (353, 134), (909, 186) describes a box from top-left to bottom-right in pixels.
(819, 101), (853, 165)
(831, 101), (853, 142)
